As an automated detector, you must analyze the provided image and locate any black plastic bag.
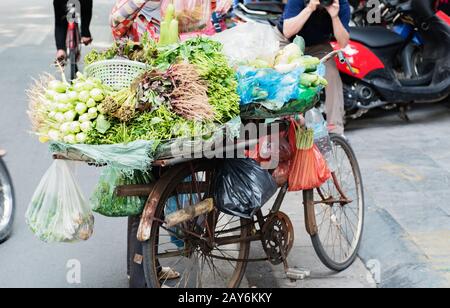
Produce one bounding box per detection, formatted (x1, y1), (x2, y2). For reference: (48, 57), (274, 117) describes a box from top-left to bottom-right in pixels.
(214, 159), (278, 219)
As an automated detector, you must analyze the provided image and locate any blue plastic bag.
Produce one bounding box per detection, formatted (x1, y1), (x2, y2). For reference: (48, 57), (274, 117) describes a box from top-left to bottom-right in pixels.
(237, 67), (304, 109)
(165, 176), (198, 248)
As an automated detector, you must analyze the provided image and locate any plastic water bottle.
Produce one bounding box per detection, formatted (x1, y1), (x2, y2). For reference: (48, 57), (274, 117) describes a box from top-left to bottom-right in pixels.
(305, 108), (336, 172)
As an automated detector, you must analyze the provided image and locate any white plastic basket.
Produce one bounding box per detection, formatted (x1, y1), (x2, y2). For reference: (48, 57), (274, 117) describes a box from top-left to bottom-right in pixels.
(84, 59), (148, 90)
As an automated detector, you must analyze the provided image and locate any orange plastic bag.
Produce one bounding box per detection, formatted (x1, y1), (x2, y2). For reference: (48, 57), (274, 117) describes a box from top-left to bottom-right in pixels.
(161, 0), (211, 33)
(288, 127), (331, 192)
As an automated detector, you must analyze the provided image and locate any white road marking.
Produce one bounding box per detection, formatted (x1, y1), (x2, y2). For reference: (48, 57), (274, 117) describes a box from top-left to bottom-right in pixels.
(20, 14), (52, 19)
(0, 24), (51, 54)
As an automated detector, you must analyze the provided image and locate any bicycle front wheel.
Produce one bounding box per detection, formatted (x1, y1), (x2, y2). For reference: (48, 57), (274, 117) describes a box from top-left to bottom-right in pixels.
(142, 160), (251, 288)
(305, 135), (365, 271)
(0, 158), (14, 243)
(69, 50), (78, 81)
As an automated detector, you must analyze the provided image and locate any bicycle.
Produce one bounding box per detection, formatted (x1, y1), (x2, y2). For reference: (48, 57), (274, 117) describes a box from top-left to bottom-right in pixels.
(118, 46), (364, 287)
(129, 125), (364, 288)
(53, 51), (364, 288)
(0, 149), (15, 243)
(66, 2), (82, 81)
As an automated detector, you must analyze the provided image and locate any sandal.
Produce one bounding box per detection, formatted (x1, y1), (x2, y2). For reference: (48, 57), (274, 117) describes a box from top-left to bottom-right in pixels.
(158, 267), (181, 281)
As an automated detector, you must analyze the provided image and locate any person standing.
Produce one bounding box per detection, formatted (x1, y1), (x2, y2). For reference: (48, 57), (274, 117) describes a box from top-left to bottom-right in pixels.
(277, 0), (351, 135)
(110, 0), (232, 41)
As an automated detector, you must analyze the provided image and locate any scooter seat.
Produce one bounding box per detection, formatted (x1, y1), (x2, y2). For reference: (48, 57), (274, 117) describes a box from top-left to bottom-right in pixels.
(350, 26), (406, 48)
(244, 2), (285, 14)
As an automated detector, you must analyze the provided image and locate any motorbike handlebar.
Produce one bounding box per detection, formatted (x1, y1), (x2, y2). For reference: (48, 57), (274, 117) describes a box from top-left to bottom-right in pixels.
(320, 50), (356, 75)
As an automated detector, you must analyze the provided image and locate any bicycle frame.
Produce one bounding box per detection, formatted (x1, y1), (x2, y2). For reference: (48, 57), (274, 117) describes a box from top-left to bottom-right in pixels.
(66, 3), (81, 80)
(68, 20), (80, 51)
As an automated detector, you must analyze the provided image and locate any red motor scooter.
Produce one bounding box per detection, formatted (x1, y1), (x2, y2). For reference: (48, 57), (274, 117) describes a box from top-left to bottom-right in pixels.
(332, 0), (450, 120)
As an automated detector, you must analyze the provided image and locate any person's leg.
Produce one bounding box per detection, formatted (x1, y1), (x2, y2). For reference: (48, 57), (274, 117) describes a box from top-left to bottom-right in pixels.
(80, 0), (93, 44)
(273, 26), (291, 48)
(324, 60), (345, 135)
(306, 43), (345, 135)
(128, 215), (147, 288)
(54, 0), (69, 59)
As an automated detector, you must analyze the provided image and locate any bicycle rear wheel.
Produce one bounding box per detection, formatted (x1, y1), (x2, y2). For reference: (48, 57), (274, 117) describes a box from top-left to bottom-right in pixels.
(142, 160), (251, 288)
(305, 135), (364, 271)
(0, 158), (14, 243)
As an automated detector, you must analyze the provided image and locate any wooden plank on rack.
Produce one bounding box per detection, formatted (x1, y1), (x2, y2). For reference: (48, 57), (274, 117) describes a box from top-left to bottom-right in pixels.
(115, 184), (155, 197)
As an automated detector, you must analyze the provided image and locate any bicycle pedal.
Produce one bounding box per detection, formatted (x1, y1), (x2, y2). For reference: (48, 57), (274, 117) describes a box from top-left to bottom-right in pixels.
(286, 268), (311, 281)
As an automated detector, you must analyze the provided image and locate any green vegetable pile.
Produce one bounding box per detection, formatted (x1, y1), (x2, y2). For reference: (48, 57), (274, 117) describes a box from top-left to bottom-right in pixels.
(92, 168), (154, 217)
(30, 32), (240, 147)
(83, 37), (240, 145)
(149, 38), (240, 123)
(27, 72), (112, 144)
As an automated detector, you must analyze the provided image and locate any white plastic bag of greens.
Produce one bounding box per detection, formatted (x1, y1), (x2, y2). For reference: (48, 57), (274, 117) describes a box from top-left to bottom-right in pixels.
(26, 160), (94, 243)
(212, 23), (280, 66)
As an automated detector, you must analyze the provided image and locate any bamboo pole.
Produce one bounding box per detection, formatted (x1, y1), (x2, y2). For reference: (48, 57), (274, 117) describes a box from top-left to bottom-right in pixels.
(165, 198), (214, 228)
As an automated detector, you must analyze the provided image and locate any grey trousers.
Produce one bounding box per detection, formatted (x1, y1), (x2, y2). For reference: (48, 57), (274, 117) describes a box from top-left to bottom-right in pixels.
(273, 27), (345, 134)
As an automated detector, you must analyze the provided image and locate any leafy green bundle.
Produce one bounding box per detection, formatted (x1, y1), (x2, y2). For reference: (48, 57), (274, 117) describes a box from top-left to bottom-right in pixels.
(84, 37), (240, 145)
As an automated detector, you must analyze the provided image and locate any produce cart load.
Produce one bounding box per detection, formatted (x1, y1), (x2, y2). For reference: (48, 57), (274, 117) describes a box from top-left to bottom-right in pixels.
(214, 23), (327, 119)
(26, 16), (330, 242)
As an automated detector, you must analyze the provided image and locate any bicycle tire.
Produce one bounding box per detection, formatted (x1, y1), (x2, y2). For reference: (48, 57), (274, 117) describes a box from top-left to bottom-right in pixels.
(0, 158), (15, 243)
(69, 50), (78, 81)
(142, 160), (251, 288)
(306, 135), (365, 271)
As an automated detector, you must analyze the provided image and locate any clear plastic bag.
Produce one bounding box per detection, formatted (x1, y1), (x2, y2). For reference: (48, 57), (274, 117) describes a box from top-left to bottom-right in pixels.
(161, 0), (211, 33)
(26, 160), (94, 243)
(305, 108), (336, 171)
(214, 159), (278, 219)
(91, 168), (153, 217)
(213, 23), (280, 65)
(165, 176), (197, 248)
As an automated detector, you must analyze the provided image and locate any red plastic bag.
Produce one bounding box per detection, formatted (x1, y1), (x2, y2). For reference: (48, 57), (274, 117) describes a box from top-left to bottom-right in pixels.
(247, 132), (292, 164)
(288, 145), (331, 191)
(272, 161), (290, 187)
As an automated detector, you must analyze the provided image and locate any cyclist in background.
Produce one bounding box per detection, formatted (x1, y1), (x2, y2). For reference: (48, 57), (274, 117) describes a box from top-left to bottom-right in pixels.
(54, 0), (93, 63)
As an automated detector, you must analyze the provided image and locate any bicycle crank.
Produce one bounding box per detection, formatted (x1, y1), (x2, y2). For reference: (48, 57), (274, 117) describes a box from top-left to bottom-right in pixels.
(261, 212), (294, 266)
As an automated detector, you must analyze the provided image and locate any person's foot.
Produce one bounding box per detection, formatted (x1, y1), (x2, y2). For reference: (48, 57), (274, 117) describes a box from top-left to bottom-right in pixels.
(158, 267), (181, 281)
(328, 124), (344, 136)
(81, 37), (93, 46)
(55, 49), (66, 66)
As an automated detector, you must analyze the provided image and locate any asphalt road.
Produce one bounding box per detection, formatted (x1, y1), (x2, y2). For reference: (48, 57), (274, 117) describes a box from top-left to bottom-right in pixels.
(0, 0), (129, 288)
(0, 0), (448, 288)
